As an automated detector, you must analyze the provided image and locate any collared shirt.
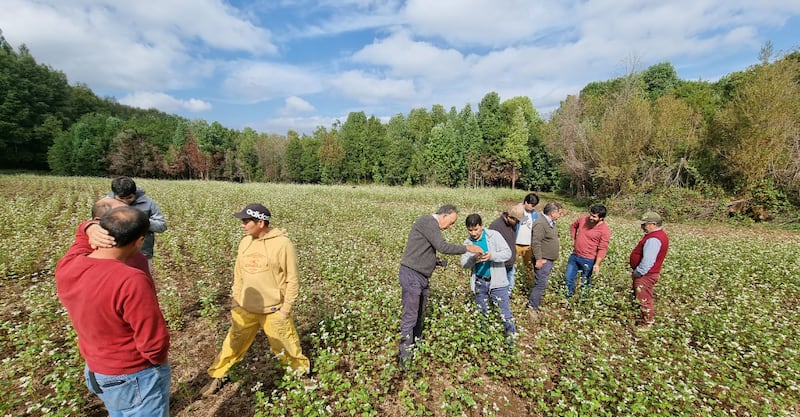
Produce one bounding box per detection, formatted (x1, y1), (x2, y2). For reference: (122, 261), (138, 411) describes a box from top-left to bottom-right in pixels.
(543, 214), (555, 228)
(634, 228), (663, 277)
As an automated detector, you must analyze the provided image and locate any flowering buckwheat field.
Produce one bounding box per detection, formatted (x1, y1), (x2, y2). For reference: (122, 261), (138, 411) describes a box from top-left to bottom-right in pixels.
(1, 174), (798, 417)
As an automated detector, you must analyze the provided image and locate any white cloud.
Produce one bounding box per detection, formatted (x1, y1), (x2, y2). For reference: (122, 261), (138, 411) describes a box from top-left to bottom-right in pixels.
(119, 91), (212, 113)
(280, 0), (404, 40)
(221, 61), (324, 103)
(403, 0), (561, 47)
(331, 71), (416, 104)
(107, 0), (276, 55)
(2, 0), (799, 136)
(279, 96), (316, 115)
(0, 0), (272, 92)
(352, 30), (468, 80)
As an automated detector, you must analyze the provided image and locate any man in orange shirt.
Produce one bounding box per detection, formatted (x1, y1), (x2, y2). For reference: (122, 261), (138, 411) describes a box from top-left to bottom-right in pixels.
(564, 205), (611, 300)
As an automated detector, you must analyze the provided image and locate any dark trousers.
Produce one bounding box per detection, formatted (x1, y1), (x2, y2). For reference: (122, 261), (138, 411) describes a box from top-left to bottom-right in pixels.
(398, 265), (429, 364)
(527, 259), (554, 311)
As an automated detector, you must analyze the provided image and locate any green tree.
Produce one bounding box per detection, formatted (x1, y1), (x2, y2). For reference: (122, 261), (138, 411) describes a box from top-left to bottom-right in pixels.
(317, 126), (346, 184)
(0, 35), (70, 169)
(300, 134), (321, 183)
(47, 112), (122, 175)
(457, 104), (484, 187)
(339, 111), (369, 182)
(642, 62), (679, 100)
(383, 114), (415, 185)
(673, 79), (721, 119)
(543, 95), (593, 195)
(430, 104), (448, 126)
(256, 133), (287, 182)
(478, 92), (504, 155)
(406, 108), (434, 184)
(65, 83), (103, 123)
(591, 76), (652, 196)
(122, 112), (182, 152)
(649, 95), (702, 187)
(500, 96), (554, 190)
(233, 128), (261, 182)
(705, 54), (800, 205)
(365, 115), (387, 183)
(285, 131), (304, 182)
(500, 107), (529, 189)
(423, 120), (463, 187)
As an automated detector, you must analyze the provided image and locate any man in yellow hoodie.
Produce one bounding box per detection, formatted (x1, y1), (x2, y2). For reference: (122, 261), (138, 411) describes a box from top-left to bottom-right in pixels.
(203, 203), (310, 396)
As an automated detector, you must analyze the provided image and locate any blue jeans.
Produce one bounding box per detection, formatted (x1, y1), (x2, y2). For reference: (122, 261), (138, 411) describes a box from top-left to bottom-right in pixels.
(85, 363), (171, 417)
(505, 265), (516, 293)
(527, 260), (554, 311)
(474, 279), (516, 338)
(564, 253), (595, 298)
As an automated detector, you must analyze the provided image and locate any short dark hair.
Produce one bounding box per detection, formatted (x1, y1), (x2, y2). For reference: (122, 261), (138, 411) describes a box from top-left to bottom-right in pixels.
(100, 206), (149, 247)
(543, 202), (562, 215)
(111, 176), (137, 197)
(589, 204), (607, 219)
(465, 213), (483, 228)
(436, 204), (458, 216)
(524, 193), (539, 206)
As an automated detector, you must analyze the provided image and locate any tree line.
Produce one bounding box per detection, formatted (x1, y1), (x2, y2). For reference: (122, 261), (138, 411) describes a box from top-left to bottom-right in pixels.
(2, 30), (799, 213)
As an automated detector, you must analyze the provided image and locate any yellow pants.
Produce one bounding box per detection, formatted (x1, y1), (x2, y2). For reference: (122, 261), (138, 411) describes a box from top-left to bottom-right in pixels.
(516, 245), (534, 287)
(207, 307), (310, 378)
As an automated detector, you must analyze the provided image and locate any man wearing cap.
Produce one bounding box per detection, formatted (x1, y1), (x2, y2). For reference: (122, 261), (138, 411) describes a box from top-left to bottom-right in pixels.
(564, 204), (611, 300)
(489, 205), (524, 292)
(397, 204), (484, 369)
(203, 203), (310, 396)
(629, 211), (670, 329)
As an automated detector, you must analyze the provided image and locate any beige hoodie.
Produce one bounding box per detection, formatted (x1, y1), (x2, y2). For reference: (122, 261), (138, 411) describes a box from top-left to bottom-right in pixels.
(231, 227), (299, 315)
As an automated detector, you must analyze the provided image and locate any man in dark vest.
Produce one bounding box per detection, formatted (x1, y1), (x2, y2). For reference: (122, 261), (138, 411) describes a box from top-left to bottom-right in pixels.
(629, 211), (670, 330)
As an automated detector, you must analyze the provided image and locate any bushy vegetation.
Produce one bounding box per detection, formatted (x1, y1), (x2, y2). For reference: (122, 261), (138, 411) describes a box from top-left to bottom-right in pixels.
(3, 31), (800, 216)
(1, 175), (798, 416)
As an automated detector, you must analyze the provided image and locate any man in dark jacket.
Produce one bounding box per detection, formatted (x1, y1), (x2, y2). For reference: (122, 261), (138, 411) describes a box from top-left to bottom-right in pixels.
(489, 205), (524, 292)
(397, 204), (483, 368)
(527, 201), (563, 318)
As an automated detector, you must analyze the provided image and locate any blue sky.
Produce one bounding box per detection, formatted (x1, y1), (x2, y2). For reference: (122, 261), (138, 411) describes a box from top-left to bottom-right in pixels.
(2, 1), (799, 136)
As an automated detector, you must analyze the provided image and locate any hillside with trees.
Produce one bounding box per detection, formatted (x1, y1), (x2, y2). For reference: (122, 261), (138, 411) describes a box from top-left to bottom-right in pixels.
(2, 30), (798, 220)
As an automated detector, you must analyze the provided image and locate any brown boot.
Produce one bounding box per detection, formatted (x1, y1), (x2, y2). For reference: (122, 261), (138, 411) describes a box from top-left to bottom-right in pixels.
(200, 377), (224, 397)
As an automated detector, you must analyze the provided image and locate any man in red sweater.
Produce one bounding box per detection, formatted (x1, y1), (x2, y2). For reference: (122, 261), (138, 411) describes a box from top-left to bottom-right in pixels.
(629, 211), (670, 330)
(564, 204), (612, 300)
(56, 206), (171, 417)
(79, 197), (150, 277)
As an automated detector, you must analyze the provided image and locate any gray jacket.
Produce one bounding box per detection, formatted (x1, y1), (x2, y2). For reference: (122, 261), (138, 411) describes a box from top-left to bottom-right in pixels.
(460, 228), (512, 292)
(107, 189), (167, 257)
